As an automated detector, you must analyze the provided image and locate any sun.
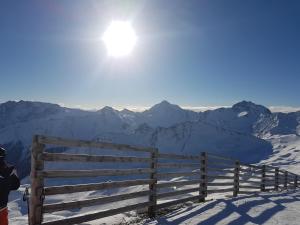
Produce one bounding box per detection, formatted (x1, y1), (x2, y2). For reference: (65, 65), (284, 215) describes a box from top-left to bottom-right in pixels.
(102, 21), (137, 58)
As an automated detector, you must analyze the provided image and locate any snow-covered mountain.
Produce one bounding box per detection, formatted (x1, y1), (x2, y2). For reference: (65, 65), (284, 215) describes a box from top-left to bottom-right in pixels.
(0, 100), (299, 178)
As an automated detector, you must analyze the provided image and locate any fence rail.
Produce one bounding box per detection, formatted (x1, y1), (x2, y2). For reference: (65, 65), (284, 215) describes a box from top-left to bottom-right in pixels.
(29, 135), (299, 225)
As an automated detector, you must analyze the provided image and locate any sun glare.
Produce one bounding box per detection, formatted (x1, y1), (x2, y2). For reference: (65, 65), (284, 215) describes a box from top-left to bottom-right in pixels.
(102, 21), (137, 58)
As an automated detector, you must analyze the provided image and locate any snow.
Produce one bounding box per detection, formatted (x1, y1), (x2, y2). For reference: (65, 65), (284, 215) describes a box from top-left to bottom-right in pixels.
(238, 111), (248, 117)
(2, 100), (300, 224)
(144, 190), (300, 225)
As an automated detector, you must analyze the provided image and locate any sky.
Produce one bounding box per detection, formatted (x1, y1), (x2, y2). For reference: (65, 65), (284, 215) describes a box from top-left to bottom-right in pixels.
(0, 0), (299, 110)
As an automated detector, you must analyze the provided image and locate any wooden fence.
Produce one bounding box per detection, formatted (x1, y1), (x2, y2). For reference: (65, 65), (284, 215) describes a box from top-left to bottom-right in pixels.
(29, 135), (299, 225)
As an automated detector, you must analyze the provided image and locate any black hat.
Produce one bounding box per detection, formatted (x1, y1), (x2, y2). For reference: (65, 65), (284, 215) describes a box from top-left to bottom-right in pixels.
(0, 147), (6, 158)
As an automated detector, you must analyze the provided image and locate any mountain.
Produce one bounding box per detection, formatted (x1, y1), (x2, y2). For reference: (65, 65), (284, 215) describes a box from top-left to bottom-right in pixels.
(200, 101), (274, 135)
(0, 100), (299, 179)
(141, 100), (199, 127)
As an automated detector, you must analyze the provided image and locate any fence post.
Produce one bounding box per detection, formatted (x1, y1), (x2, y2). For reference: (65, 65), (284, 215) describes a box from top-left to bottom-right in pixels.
(29, 135), (45, 225)
(261, 165), (266, 192)
(148, 148), (158, 218)
(199, 152), (207, 202)
(233, 160), (240, 197)
(284, 171), (288, 189)
(275, 168), (279, 191)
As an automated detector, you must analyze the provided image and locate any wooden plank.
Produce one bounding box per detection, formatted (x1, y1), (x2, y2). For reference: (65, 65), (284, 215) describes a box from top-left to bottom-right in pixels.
(29, 135), (45, 225)
(43, 190), (151, 213)
(240, 174), (261, 179)
(206, 153), (236, 162)
(41, 168), (154, 178)
(44, 179), (154, 195)
(239, 191), (259, 194)
(239, 180), (261, 185)
(157, 187), (199, 199)
(207, 188), (234, 194)
(38, 135), (154, 153)
(156, 195), (201, 210)
(207, 175), (234, 179)
(157, 153), (200, 160)
(233, 160), (240, 197)
(157, 171), (200, 179)
(42, 201), (152, 225)
(157, 180), (199, 189)
(42, 152), (152, 163)
(199, 152), (207, 202)
(207, 182), (234, 186)
(148, 149), (158, 218)
(239, 185), (261, 189)
(207, 161), (234, 168)
(207, 167), (235, 174)
(157, 163), (199, 169)
(261, 165), (266, 192)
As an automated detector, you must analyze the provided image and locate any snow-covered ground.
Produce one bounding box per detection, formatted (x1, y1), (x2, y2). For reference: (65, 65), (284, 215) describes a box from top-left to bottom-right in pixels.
(144, 189), (300, 225)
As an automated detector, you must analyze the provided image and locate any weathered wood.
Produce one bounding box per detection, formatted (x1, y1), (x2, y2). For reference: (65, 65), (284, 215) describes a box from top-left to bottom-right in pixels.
(239, 180), (262, 185)
(42, 201), (152, 225)
(29, 135), (45, 225)
(207, 182), (234, 186)
(239, 185), (261, 189)
(38, 135), (154, 153)
(40, 168), (154, 178)
(264, 174), (275, 178)
(157, 171), (200, 179)
(156, 195), (201, 210)
(157, 180), (199, 189)
(157, 163), (200, 169)
(207, 161), (234, 168)
(199, 152), (207, 202)
(43, 190), (151, 213)
(233, 160), (240, 197)
(207, 175), (234, 179)
(207, 167), (235, 174)
(44, 179), (154, 195)
(158, 153), (200, 160)
(157, 187), (199, 199)
(261, 165), (266, 192)
(238, 191), (259, 194)
(240, 173), (262, 179)
(42, 152), (152, 163)
(206, 153), (236, 162)
(284, 171), (288, 189)
(148, 149), (158, 218)
(207, 188), (234, 194)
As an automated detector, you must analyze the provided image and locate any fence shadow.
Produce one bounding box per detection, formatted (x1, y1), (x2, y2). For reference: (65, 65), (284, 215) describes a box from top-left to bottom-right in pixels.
(150, 190), (300, 225)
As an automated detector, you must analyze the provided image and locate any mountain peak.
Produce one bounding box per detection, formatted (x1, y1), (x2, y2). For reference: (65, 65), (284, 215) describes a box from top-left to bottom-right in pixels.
(98, 106), (118, 113)
(232, 101), (271, 114)
(148, 100), (182, 112)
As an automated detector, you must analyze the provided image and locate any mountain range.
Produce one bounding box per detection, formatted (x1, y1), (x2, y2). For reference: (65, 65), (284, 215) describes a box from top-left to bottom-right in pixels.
(0, 100), (299, 178)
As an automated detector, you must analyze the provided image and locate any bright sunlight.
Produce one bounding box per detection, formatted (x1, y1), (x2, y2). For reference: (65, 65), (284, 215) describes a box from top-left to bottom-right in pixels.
(102, 21), (137, 58)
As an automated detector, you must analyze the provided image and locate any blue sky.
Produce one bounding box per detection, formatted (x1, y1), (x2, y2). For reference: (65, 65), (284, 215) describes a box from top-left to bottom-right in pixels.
(0, 0), (299, 110)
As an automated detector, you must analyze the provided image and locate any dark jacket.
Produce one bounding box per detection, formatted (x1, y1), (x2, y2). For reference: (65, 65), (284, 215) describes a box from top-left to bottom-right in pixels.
(0, 161), (20, 209)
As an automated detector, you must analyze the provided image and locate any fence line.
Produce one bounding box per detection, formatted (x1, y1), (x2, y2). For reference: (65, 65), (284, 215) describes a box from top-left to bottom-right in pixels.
(29, 135), (299, 225)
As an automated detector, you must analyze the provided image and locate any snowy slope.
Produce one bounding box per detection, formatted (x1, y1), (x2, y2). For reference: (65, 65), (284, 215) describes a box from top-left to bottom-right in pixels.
(1, 100), (299, 179)
(3, 100), (300, 225)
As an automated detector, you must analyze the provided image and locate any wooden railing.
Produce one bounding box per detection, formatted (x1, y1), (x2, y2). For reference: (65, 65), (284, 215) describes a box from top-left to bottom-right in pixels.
(29, 135), (299, 225)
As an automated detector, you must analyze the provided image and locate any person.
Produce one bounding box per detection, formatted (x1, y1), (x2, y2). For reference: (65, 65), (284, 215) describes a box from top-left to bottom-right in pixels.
(0, 147), (20, 225)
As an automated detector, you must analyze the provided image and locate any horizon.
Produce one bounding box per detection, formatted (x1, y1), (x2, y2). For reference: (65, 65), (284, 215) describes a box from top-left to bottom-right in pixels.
(1, 99), (300, 113)
(1, 1), (299, 109)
